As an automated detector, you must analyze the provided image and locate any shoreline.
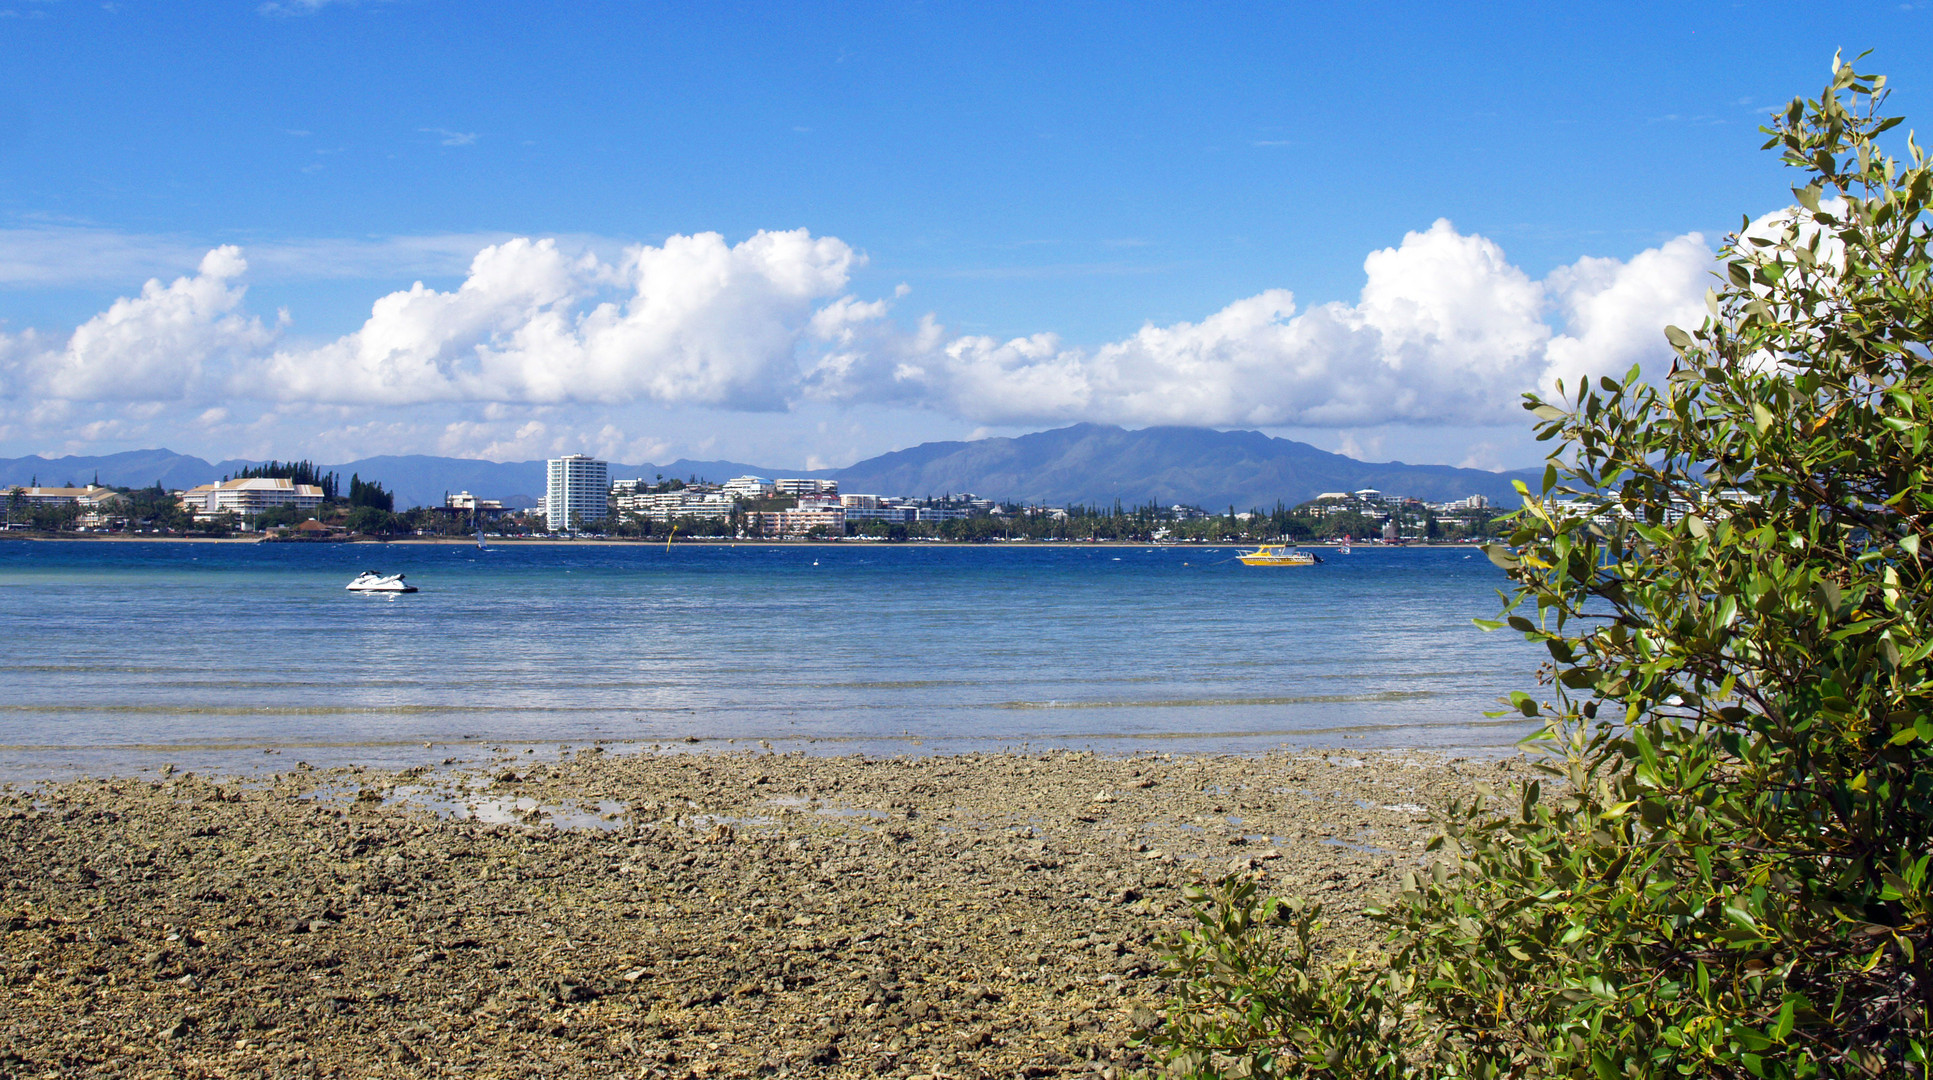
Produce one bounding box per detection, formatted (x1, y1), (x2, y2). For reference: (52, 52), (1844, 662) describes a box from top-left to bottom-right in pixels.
(0, 533), (1489, 549)
(0, 747), (1529, 1078)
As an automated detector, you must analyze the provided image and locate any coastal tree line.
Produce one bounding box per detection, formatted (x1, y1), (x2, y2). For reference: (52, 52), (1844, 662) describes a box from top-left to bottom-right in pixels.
(575, 500), (1508, 544)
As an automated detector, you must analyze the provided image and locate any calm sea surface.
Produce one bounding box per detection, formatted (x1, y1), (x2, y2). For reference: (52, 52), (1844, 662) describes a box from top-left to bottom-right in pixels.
(0, 540), (1543, 780)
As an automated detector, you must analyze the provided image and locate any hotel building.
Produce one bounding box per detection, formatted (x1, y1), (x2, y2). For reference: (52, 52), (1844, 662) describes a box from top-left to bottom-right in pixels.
(178, 478), (325, 520)
(545, 455), (609, 531)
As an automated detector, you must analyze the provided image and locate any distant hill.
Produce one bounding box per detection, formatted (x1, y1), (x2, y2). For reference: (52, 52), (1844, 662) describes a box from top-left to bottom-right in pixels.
(0, 448), (263, 493)
(825, 424), (1535, 509)
(0, 425), (1535, 510)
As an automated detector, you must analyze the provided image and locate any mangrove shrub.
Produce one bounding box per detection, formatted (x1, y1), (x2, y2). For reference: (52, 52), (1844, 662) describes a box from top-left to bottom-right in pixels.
(1149, 56), (1932, 1079)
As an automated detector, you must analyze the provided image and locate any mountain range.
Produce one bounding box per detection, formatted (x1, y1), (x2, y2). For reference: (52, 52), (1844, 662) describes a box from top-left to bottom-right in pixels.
(0, 424), (1537, 511)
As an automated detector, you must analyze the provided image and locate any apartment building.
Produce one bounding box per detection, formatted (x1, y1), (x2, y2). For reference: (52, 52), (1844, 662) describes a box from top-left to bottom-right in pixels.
(774, 478), (838, 496)
(722, 476), (775, 499)
(545, 455), (609, 531)
(745, 504), (847, 537)
(914, 506), (969, 522)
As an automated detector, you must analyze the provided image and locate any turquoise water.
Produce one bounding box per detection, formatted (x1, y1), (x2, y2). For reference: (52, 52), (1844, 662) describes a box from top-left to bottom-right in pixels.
(0, 540), (1541, 779)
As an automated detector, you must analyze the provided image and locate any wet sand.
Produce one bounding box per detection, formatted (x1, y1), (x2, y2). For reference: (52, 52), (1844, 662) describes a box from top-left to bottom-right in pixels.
(0, 748), (1529, 1078)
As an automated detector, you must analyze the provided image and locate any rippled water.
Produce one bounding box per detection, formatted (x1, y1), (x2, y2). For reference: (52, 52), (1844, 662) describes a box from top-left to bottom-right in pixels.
(0, 540), (1542, 779)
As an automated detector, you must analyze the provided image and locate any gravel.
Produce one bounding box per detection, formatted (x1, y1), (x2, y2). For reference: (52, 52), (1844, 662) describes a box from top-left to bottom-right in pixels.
(0, 748), (1529, 1078)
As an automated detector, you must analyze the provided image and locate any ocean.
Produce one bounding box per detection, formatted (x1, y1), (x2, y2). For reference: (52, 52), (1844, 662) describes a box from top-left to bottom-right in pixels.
(0, 539), (1543, 780)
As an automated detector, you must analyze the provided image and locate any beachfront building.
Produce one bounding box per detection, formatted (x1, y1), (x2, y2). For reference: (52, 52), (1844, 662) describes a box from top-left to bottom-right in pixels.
(845, 505), (916, 524)
(915, 506), (968, 523)
(439, 490), (508, 526)
(782, 497), (845, 536)
(11, 485), (100, 506)
(178, 478), (325, 520)
(841, 494), (916, 524)
(9, 484), (127, 510)
(746, 499), (847, 537)
(445, 491), (504, 512)
(545, 455), (609, 531)
(8, 485), (129, 528)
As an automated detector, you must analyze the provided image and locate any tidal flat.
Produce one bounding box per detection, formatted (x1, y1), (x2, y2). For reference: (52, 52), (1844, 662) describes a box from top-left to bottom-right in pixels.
(0, 749), (1531, 1078)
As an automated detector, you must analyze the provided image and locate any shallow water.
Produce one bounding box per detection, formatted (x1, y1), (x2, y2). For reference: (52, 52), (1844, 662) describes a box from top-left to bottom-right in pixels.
(0, 540), (1541, 779)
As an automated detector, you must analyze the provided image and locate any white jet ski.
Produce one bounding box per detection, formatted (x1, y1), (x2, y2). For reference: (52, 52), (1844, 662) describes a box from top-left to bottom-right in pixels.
(346, 571), (418, 593)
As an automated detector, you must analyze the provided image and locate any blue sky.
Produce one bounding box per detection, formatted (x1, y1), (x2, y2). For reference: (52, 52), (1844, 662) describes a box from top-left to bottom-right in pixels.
(0, 2), (1927, 470)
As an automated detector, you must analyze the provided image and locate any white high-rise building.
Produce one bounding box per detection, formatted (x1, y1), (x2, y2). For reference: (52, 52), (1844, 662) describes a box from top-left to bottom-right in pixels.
(546, 454), (609, 531)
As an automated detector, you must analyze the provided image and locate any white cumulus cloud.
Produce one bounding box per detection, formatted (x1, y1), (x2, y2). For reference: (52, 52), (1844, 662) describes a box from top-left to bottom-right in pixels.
(8, 246), (277, 402)
(261, 229), (859, 411)
(1543, 233), (1713, 396)
(0, 220), (1720, 461)
(804, 220), (1714, 427)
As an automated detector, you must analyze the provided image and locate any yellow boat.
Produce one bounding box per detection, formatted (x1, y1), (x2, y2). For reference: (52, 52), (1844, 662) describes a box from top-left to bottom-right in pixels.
(1238, 543), (1323, 567)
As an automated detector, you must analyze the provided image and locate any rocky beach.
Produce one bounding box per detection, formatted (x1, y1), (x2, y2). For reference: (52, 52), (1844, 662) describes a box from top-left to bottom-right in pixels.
(0, 748), (1531, 1078)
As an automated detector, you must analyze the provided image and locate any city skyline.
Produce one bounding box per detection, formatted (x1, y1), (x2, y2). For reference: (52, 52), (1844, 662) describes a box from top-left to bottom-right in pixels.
(0, 4), (1927, 472)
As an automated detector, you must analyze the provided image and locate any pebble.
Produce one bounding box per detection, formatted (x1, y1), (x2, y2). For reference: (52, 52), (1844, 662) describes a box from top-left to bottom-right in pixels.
(0, 747), (1526, 1076)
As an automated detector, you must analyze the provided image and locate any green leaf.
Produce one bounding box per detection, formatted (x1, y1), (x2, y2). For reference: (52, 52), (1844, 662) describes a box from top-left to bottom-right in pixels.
(1769, 996), (1798, 1041)
(1559, 667), (1597, 689)
(1531, 404), (1566, 422)
(1818, 579), (1843, 612)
